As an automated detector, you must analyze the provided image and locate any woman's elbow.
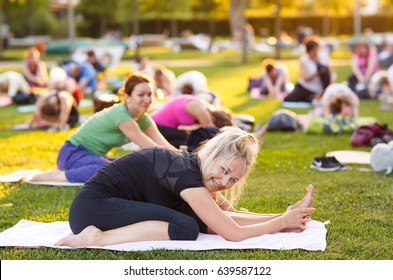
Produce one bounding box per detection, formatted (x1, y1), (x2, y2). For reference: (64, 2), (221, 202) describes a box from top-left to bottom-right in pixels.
(221, 230), (248, 242)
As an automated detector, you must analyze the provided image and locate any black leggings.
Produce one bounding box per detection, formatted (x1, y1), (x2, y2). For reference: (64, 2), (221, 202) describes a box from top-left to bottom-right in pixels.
(68, 186), (203, 241)
(156, 124), (188, 148)
(284, 83), (316, 102)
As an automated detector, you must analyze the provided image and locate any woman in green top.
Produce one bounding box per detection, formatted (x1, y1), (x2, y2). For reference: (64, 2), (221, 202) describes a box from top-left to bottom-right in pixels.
(29, 73), (175, 183)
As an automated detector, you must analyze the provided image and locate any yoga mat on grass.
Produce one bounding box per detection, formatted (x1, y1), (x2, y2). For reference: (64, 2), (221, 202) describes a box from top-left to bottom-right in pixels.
(282, 101), (313, 109)
(0, 170), (83, 186)
(0, 219), (328, 251)
(12, 115), (90, 130)
(0, 96), (12, 107)
(326, 150), (371, 165)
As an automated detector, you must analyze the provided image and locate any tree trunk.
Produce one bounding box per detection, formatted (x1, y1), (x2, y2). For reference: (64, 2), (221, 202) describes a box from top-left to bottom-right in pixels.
(229, 0), (243, 42)
(0, 1), (4, 59)
(229, 0), (247, 63)
(169, 1), (178, 37)
(274, 0), (282, 60)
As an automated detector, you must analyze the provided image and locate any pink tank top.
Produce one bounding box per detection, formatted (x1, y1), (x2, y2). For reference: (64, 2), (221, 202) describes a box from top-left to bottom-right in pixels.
(355, 48), (379, 75)
(151, 95), (198, 128)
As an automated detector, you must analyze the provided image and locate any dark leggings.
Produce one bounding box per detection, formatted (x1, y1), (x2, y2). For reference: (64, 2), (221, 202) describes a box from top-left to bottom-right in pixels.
(68, 186), (201, 241)
(284, 83), (316, 102)
(156, 124), (188, 148)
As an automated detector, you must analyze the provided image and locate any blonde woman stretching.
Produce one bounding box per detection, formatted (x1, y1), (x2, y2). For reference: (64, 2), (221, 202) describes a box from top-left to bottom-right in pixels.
(56, 127), (314, 247)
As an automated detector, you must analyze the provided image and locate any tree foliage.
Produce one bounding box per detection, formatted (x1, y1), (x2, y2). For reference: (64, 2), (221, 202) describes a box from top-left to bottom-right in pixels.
(2, 0), (393, 39)
(2, 0), (61, 37)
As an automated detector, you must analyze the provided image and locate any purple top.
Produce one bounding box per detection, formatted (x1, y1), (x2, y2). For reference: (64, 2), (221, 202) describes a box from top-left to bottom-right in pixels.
(151, 95), (198, 128)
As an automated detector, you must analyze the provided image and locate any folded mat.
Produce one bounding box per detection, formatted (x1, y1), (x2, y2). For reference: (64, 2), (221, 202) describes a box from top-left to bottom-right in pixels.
(0, 170), (83, 186)
(326, 150), (371, 165)
(0, 219), (327, 251)
(282, 101), (313, 108)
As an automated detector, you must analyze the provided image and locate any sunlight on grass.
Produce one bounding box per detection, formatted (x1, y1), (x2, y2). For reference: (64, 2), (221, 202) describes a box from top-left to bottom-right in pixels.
(30, 208), (70, 222)
(0, 183), (16, 200)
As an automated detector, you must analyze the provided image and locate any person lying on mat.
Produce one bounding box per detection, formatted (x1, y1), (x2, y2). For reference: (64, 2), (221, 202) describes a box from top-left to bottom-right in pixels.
(150, 94), (234, 148)
(0, 71), (30, 98)
(27, 73), (175, 184)
(29, 90), (79, 131)
(55, 127), (315, 247)
(312, 83), (359, 118)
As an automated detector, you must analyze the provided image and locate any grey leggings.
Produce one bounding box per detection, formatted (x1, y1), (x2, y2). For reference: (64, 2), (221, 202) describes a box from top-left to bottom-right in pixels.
(68, 186), (204, 241)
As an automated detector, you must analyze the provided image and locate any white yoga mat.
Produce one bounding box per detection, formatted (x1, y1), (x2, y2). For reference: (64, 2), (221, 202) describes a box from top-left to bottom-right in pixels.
(0, 219), (327, 251)
(326, 150), (371, 165)
(0, 170), (83, 186)
(282, 101), (313, 109)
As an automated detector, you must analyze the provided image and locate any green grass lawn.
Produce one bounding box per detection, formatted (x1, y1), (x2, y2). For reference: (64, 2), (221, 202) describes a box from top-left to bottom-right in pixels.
(0, 46), (392, 260)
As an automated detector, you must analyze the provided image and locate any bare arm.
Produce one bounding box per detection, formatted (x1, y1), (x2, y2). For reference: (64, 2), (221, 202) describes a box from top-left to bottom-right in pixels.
(214, 192), (236, 212)
(143, 122), (177, 149)
(300, 59), (319, 82)
(23, 63), (39, 84)
(365, 53), (378, 82)
(181, 187), (314, 241)
(186, 100), (215, 127)
(57, 93), (74, 129)
(29, 94), (46, 127)
(37, 61), (49, 85)
(264, 75), (276, 96)
(118, 120), (160, 148)
(177, 124), (203, 132)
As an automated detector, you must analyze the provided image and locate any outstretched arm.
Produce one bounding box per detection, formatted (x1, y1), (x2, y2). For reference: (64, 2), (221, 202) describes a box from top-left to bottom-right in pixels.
(143, 122), (177, 149)
(119, 120), (161, 148)
(181, 187), (314, 241)
(213, 184), (315, 233)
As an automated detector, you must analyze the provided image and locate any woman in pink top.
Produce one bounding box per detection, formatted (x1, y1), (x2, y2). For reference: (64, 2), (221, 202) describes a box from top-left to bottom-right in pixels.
(348, 40), (379, 98)
(151, 95), (233, 147)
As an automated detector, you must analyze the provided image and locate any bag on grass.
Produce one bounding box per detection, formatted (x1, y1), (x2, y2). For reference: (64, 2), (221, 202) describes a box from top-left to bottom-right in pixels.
(370, 141), (393, 175)
(247, 77), (263, 92)
(12, 91), (38, 104)
(351, 123), (393, 147)
(322, 116), (358, 135)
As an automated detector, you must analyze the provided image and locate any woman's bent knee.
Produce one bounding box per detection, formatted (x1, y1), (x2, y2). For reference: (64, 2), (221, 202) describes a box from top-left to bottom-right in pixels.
(168, 216), (199, 241)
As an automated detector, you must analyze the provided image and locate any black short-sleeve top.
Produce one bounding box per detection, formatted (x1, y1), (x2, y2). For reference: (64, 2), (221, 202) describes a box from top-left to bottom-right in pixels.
(86, 147), (204, 209)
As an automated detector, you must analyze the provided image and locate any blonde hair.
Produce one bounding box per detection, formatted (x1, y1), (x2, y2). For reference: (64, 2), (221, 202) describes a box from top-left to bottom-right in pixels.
(197, 126), (260, 206)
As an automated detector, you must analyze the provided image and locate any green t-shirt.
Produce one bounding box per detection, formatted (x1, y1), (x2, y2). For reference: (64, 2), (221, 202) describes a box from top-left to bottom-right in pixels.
(68, 103), (153, 155)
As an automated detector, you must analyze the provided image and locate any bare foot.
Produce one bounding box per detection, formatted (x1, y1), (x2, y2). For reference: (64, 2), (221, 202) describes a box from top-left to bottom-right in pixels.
(55, 225), (102, 247)
(292, 184), (314, 209)
(27, 169), (68, 182)
(253, 125), (268, 142)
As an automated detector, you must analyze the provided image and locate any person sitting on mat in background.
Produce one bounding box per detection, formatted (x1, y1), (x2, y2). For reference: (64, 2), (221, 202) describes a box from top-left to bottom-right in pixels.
(26, 73), (175, 183)
(22, 47), (49, 88)
(284, 36), (334, 103)
(347, 38), (379, 98)
(259, 59), (288, 98)
(55, 126), (315, 247)
(29, 90), (79, 131)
